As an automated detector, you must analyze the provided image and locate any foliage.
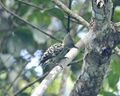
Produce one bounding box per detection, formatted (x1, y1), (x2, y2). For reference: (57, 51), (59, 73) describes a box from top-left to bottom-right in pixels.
(0, 0), (120, 96)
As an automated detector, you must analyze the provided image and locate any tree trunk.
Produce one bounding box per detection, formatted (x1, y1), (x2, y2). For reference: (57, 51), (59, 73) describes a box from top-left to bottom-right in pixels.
(70, 0), (120, 96)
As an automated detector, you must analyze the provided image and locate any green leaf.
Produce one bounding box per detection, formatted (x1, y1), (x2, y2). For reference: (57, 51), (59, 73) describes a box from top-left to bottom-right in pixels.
(108, 71), (119, 89)
(0, 71), (7, 80)
(15, 27), (33, 42)
(113, 7), (120, 22)
(17, 4), (29, 16)
(111, 55), (120, 76)
(6, 27), (36, 57)
(44, 8), (65, 21)
(102, 91), (116, 96)
(28, 11), (50, 25)
(32, 0), (50, 5)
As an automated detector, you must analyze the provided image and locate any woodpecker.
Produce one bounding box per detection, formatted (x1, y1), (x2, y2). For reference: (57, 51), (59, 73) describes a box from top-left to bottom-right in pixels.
(39, 33), (77, 67)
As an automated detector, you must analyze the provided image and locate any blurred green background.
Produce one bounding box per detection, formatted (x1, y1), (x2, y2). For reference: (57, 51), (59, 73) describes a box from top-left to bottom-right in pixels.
(0, 0), (120, 96)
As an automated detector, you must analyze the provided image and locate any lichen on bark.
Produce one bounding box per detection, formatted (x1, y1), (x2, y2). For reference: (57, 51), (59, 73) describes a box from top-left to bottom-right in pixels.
(70, 0), (120, 96)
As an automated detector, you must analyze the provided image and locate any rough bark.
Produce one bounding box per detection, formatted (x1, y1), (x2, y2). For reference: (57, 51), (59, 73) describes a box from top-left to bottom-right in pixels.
(70, 0), (120, 96)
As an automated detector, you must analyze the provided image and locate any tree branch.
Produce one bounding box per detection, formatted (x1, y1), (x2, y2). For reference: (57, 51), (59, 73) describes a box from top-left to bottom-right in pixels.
(59, 66), (69, 96)
(31, 30), (97, 96)
(51, 0), (90, 28)
(0, 1), (62, 43)
(26, 0), (120, 96)
(14, 72), (48, 96)
(6, 62), (28, 92)
(31, 0), (120, 96)
(16, 0), (79, 25)
(70, 0), (120, 96)
(16, 0), (43, 10)
(31, 66), (62, 96)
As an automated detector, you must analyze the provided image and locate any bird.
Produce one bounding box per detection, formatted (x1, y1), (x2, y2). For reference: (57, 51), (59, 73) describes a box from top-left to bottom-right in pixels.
(39, 33), (77, 67)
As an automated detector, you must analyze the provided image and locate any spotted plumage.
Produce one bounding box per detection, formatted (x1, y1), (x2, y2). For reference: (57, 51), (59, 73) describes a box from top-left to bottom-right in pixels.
(40, 43), (64, 64)
(39, 33), (77, 66)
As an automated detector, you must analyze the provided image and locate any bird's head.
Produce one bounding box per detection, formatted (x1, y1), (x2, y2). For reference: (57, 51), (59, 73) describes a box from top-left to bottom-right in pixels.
(63, 33), (78, 49)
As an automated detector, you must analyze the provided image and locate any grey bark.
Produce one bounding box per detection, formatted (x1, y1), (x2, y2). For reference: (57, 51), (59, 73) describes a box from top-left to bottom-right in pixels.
(70, 0), (120, 96)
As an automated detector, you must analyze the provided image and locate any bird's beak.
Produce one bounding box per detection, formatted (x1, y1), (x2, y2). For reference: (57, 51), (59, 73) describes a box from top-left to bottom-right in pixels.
(73, 45), (79, 49)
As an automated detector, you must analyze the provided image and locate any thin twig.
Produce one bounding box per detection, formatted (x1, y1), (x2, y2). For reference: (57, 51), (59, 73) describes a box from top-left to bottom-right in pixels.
(16, 0), (43, 10)
(6, 62), (28, 91)
(67, 0), (72, 33)
(59, 1), (73, 95)
(16, 0), (80, 24)
(14, 72), (48, 96)
(16, 0), (80, 33)
(31, 29), (94, 96)
(51, 0), (90, 28)
(70, 59), (83, 65)
(31, 37), (87, 96)
(0, 1), (62, 43)
(31, 66), (63, 96)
